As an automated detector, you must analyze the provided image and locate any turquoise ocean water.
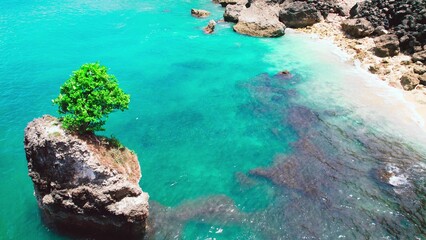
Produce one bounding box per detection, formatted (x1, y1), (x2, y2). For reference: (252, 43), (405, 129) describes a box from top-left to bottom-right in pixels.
(0, 0), (425, 239)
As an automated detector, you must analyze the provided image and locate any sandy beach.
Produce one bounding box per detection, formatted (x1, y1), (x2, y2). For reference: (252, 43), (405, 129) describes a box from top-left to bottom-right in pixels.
(295, 13), (426, 131)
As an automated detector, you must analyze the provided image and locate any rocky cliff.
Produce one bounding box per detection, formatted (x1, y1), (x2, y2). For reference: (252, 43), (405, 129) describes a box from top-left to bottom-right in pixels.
(24, 115), (149, 239)
(219, 0), (347, 37)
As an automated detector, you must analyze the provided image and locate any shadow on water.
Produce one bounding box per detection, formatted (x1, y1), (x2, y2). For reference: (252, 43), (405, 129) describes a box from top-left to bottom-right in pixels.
(147, 72), (426, 239)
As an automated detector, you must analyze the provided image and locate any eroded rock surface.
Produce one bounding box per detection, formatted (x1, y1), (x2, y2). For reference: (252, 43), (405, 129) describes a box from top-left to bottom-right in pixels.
(204, 20), (217, 34)
(413, 50), (426, 64)
(224, 4), (245, 23)
(233, 2), (285, 37)
(400, 72), (420, 91)
(374, 34), (400, 57)
(191, 9), (210, 18)
(24, 115), (149, 239)
(279, 1), (322, 28)
(341, 18), (374, 38)
(349, 0), (426, 54)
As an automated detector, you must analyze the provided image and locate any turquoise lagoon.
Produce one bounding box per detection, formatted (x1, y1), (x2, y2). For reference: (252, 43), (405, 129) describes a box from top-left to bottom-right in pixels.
(0, 0), (425, 239)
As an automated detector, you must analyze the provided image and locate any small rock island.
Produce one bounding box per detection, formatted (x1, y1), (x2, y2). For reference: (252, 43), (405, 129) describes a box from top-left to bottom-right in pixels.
(24, 115), (149, 238)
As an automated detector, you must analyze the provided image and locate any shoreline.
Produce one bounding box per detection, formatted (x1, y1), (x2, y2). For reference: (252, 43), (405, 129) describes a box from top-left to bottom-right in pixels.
(290, 16), (426, 132)
(210, 0), (426, 132)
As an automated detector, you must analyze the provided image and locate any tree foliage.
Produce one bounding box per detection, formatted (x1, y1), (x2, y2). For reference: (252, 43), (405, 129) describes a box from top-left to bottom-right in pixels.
(53, 63), (130, 133)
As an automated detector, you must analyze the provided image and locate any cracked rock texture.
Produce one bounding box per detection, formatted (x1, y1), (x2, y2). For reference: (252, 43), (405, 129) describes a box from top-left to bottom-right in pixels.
(24, 115), (149, 239)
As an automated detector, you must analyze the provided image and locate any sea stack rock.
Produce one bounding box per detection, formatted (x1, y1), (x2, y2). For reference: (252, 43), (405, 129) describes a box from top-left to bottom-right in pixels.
(24, 115), (149, 238)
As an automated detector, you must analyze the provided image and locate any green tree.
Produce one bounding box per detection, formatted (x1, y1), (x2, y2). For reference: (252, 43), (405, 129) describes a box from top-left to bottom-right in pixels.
(53, 63), (130, 133)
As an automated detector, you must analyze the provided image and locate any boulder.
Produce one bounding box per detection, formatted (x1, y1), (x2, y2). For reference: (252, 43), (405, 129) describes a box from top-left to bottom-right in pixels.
(24, 115), (149, 238)
(279, 2), (322, 28)
(400, 73), (420, 91)
(346, 0), (426, 54)
(204, 20), (216, 34)
(218, 0), (242, 7)
(349, 2), (369, 18)
(191, 9), (210, 18)
(224, 4), (245, 23)
(412, 50), (426, 64)
(419, 73), (426, 85)
(233, 3), (285, 37)
(374, 34), (400, 57)
(341, 18), (374, 38)
(414, 66), (426, 75)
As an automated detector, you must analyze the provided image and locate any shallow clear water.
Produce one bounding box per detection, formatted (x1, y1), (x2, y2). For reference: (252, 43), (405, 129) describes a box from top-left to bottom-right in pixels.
(0, 0), (425, 239)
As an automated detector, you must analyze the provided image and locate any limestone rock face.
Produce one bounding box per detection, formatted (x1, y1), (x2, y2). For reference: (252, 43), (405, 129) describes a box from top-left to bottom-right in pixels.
(374, 34), (400, 57)
(24, 115), (149, 238)
(191, 9), (210, 18)
(233, 3), (285, 37)
(279, 1), (322, 28)
(341, 18), (374, 38)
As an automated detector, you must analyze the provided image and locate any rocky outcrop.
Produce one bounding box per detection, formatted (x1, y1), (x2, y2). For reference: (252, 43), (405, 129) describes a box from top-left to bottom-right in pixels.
(341, 18), (374, 38)
(233, 3), (285, 37)
(191, 9), (210, 18)
(218, 0), (243, 7)
(24, 115), (149, 239)
(374, 34), (400, 57)
(279, 1), (322, 28)
(414, 65), (426, 75)
(218, 0), (351, 34)
(413, 50), (426, 64)
(349, 0), (426, 54)
(204, 20), (216, 34)
(224, 4), (245, 23)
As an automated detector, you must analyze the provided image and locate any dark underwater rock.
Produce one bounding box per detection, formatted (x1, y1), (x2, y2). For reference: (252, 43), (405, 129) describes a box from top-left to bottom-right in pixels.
(24, 115), (149, 239)
(147, 196), (245, 239)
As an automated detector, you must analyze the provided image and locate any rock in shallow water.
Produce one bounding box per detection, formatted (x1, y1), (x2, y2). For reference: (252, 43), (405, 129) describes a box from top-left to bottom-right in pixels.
(203, 20), (216, 34)
(224, 4), (245, 23)
(233, 3), (285, 37)
(191, 9), (210, 18)
(24, 115), (149, 239)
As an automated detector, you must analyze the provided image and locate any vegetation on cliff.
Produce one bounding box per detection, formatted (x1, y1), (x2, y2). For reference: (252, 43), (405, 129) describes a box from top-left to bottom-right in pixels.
(53, 63), (130, 133)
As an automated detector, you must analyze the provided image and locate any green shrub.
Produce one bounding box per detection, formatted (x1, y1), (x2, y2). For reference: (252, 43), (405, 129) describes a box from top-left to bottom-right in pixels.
(53, 63), (130, 133)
